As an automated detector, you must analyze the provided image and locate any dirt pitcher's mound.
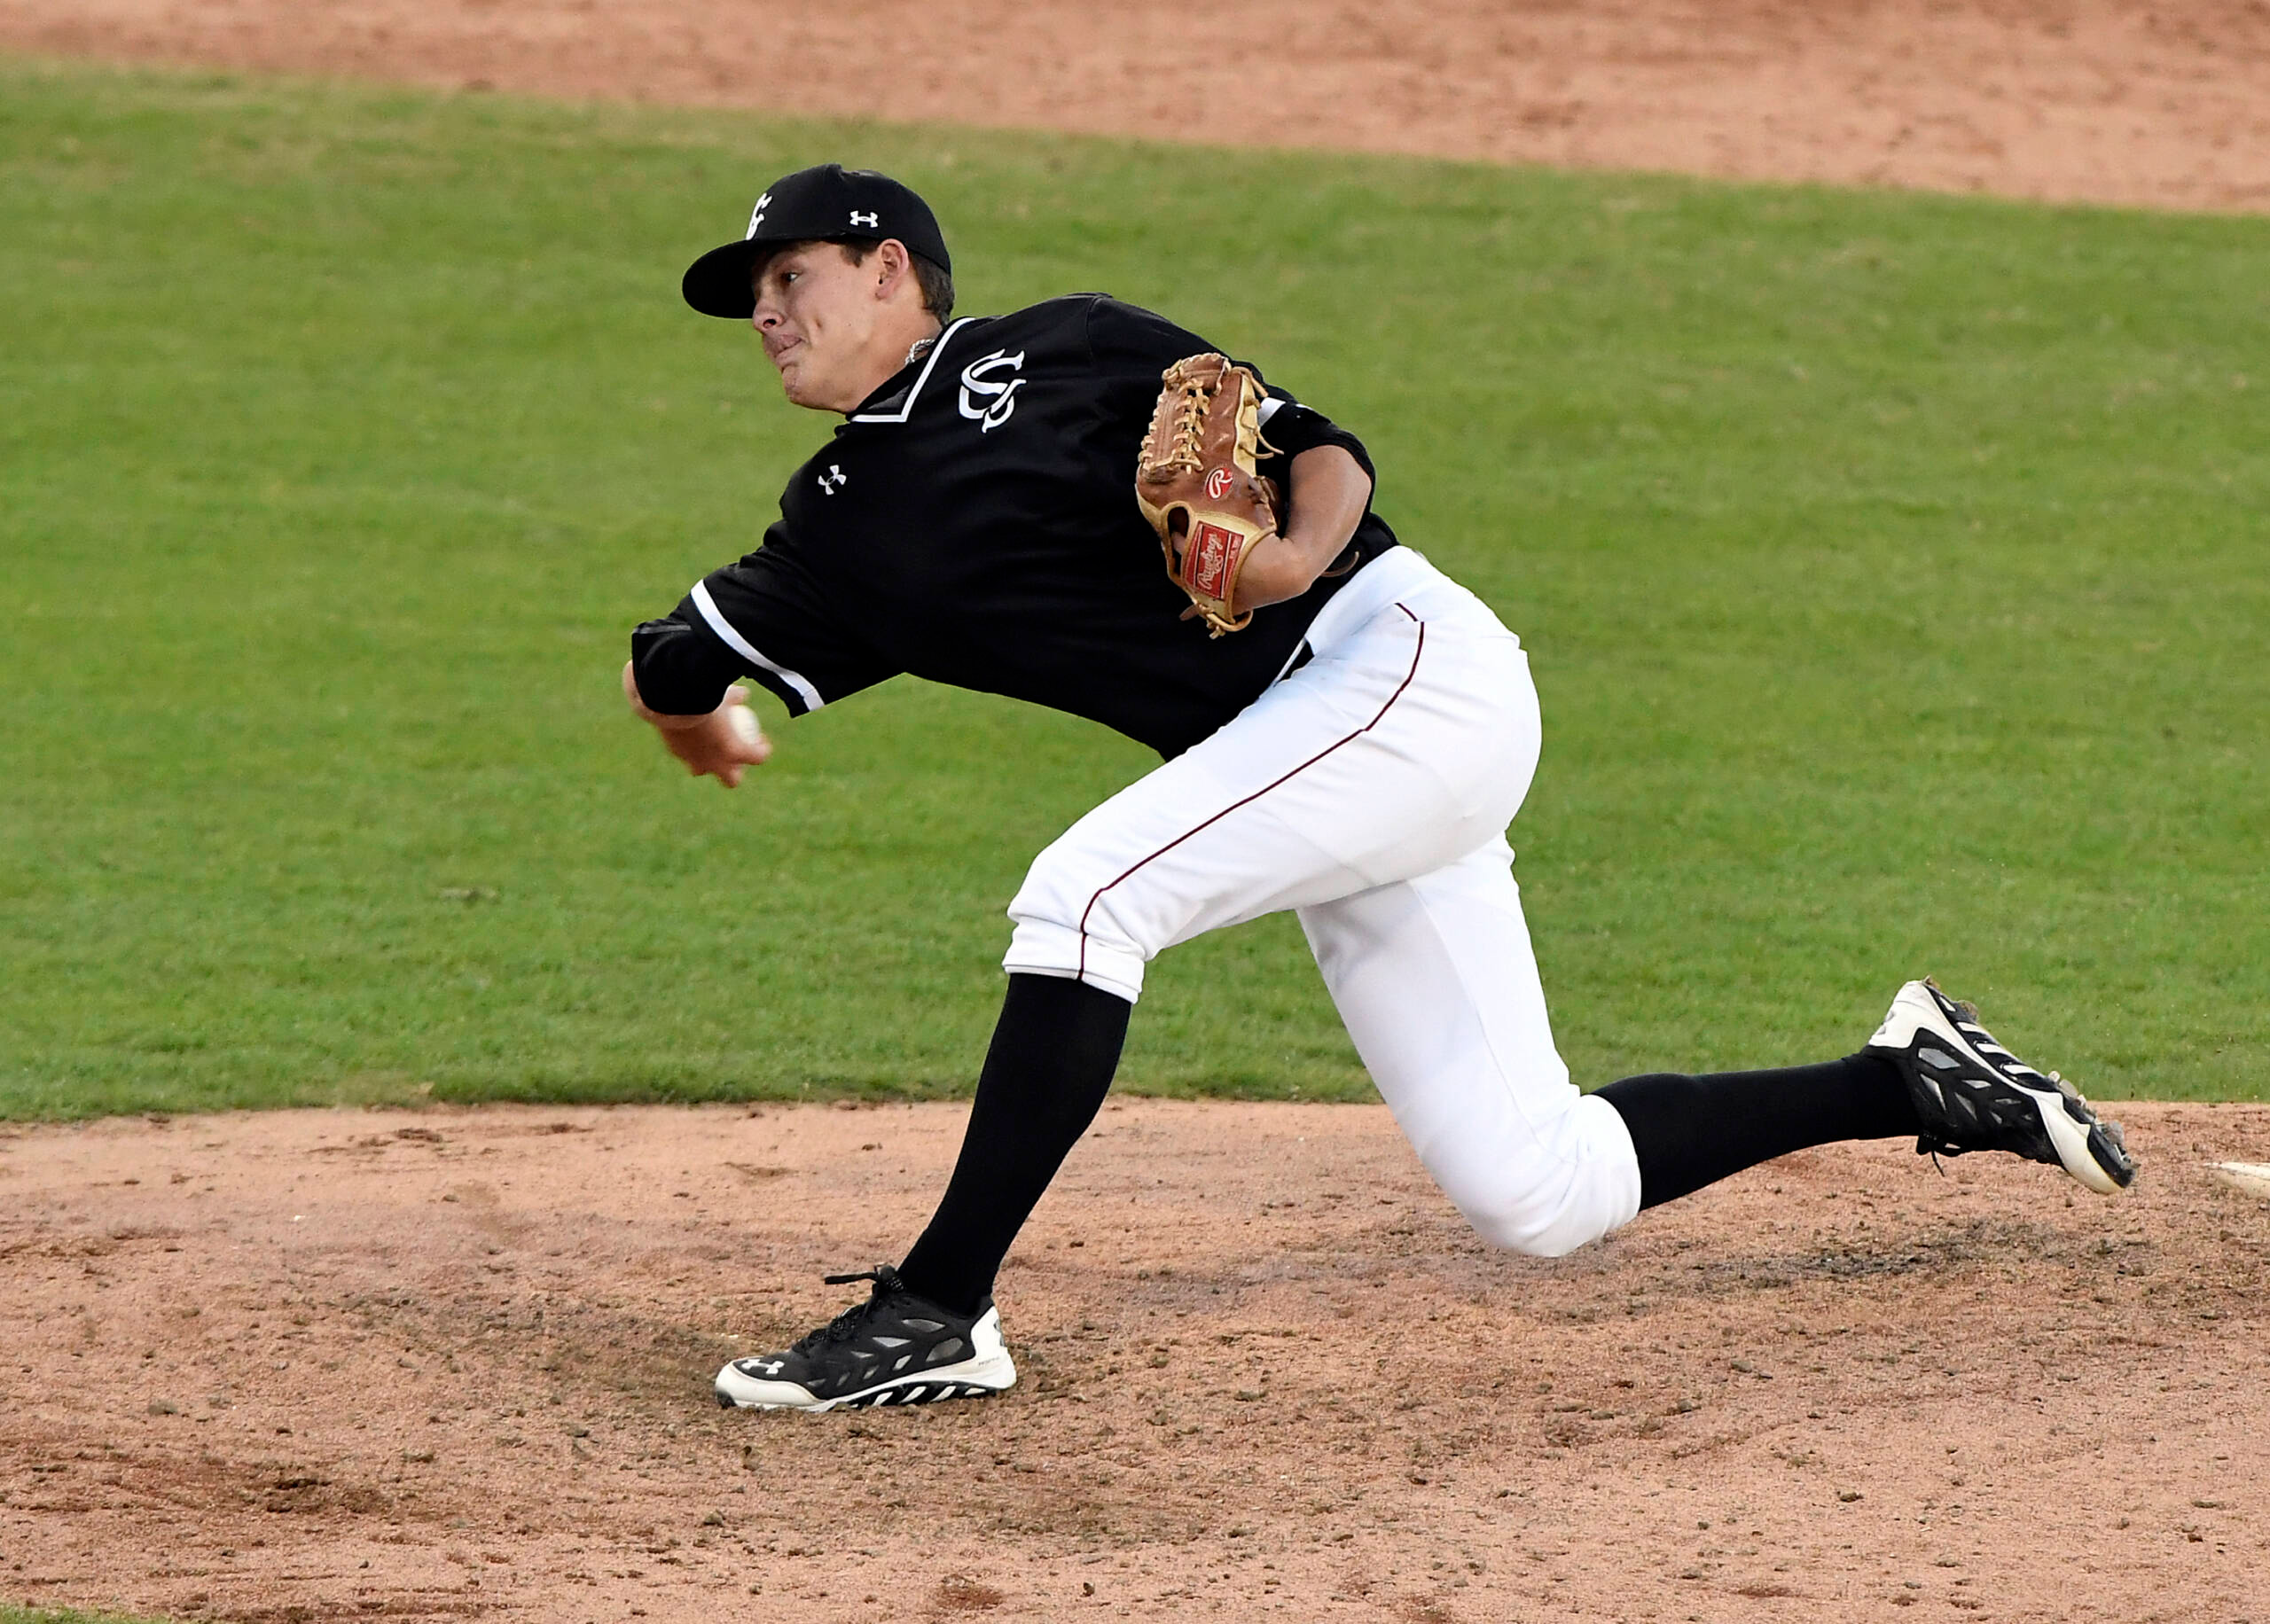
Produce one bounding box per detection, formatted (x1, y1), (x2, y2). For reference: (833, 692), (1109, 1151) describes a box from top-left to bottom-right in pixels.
(8, 0), (2270, 211)
(2, 1097), (2266, 1622)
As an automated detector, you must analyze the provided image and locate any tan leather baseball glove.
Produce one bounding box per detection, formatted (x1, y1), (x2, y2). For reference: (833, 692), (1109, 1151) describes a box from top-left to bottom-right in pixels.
(1136, 353), (1282, 636)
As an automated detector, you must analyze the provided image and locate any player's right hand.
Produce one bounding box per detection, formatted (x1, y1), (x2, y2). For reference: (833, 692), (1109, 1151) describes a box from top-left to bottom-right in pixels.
(622, 665), (773, 788)
(664, 689), (771, 788)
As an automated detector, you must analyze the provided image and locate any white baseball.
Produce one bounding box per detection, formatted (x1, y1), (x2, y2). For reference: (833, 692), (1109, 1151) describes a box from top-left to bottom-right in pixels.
(725, 705), (762, 747)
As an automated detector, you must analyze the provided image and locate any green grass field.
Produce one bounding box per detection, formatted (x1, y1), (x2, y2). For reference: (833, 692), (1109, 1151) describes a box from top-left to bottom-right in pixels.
(2, 59), (2264, 1118)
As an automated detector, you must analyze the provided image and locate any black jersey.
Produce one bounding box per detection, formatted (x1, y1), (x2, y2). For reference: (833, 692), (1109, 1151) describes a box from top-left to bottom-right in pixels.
(630, 294), (1399, 759)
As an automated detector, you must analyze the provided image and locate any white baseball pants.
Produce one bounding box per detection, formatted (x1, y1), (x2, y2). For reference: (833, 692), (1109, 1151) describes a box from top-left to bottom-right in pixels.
(1004, 548), (1641, 1257)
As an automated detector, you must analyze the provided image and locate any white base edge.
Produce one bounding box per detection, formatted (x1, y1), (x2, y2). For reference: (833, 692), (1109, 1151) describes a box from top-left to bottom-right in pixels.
(2208, 1161), (2270, 1199)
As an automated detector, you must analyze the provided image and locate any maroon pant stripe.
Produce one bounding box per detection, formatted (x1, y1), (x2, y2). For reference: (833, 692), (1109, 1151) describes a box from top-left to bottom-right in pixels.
(1075, 607), (1428, 983)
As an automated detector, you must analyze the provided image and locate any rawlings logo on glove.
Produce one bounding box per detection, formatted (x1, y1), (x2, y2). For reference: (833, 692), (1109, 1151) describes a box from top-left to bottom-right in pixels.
(1136, 353), (1281, 636)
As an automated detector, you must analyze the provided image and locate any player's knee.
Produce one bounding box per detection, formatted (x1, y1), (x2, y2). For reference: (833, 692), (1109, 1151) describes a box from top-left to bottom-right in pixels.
(1484, 1221), (1594, 1260)
(1003, 844), (1152, 1003)
(1013, 840), (1169, 954)
(1465, 1206), (1601, 1260)
(1446, 1158), (1627, 1259)
(1424, 1096), (1641, 1258)
(1006, 840), (1088, 936)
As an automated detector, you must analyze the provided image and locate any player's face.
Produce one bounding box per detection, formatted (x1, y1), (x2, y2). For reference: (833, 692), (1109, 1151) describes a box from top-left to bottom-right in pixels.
(750, 244), (890, 411)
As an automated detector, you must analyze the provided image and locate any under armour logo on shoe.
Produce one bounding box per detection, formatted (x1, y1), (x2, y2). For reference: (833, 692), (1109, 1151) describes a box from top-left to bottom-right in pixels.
(849, 210), (880, 227)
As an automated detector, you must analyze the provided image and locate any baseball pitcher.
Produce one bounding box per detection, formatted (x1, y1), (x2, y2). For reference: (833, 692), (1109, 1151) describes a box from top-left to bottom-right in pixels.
(622, 166), (2136, 1413)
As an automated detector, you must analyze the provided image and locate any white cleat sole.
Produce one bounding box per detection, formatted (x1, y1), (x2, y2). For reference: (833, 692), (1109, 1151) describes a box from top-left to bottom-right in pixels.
(714, 1351), (1017, 1412)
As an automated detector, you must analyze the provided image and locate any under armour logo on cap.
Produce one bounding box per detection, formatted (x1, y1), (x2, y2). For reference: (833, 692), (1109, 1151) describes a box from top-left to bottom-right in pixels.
(849, 210), (879, 227)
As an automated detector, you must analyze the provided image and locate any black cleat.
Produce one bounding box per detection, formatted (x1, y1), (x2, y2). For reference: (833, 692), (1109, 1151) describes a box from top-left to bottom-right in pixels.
(714, 1266), (1017, 1412)
(1867, 978), (2135, 1195)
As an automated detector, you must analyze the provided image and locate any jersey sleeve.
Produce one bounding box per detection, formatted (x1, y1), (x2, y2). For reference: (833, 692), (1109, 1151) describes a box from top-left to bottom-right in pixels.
(629, 525), (900, 718)
(1249, 394), (1376, 494)
(1081, 295), (1378, 491)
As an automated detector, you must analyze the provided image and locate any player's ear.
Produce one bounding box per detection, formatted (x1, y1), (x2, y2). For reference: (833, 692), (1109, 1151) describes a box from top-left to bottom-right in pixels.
(873, 238), (912, 297)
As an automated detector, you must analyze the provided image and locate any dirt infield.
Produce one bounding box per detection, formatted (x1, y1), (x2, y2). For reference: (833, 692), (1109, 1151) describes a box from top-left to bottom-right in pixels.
(3, 1099), (2266, 1622)
(6, 0), (2270, 210)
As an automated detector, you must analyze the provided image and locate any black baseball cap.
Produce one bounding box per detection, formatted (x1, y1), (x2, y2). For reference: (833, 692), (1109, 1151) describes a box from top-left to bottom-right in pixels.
(681, 164), (951, 320)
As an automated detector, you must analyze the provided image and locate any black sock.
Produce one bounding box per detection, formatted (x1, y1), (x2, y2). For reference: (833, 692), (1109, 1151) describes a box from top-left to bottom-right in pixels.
(1594, 1052), (1919, 1210)
(896, 973), (1131, 1316)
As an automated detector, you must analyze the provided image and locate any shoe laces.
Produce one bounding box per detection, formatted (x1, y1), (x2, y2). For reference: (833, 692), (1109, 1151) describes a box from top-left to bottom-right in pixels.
(1934, 978), (2102, 1109)
(792, 1266), (904, 1355)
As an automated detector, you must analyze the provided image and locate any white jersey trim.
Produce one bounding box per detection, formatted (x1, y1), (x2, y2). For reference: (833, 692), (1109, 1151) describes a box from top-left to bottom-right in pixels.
(848, 316), (980, 424)
(690, 580), (826, 712)
(1257, 394), (1287, 427)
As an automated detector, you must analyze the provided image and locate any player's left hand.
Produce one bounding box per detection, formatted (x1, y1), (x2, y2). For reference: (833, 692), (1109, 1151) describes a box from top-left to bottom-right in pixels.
(622, 664), (773, 788)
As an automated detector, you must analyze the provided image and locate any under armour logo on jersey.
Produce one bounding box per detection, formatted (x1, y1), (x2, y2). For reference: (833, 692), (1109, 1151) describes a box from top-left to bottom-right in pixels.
(958, 349), (1028, 433)
(849, 210), (880, 228)
(744, 192), (772, 239)
(817, 464), (849, 496)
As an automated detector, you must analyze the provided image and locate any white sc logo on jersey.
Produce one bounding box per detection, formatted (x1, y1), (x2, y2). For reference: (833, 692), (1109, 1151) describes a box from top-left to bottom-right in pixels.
(958, 349), (1027, 433)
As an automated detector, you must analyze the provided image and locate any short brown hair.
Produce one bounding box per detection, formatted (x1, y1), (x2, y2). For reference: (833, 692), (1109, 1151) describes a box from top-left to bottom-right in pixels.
(755, 238), (955, 321)
(836, 238), (955, 321)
